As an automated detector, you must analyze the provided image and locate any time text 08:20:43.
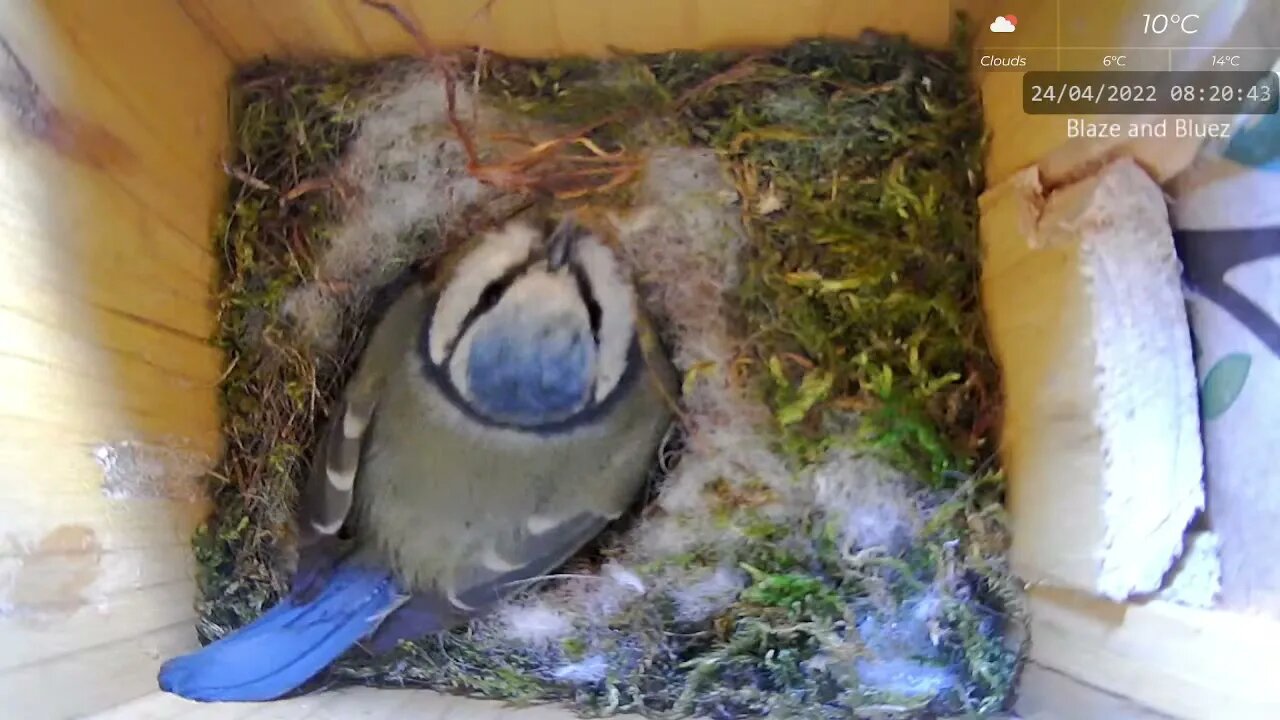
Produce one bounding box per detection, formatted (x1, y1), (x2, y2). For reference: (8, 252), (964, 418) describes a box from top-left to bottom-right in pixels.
(1023, 71), (1279, 115)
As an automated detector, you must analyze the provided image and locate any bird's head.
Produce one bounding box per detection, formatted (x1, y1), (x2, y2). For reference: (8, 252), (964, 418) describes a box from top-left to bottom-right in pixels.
(424, 216), (637, 429)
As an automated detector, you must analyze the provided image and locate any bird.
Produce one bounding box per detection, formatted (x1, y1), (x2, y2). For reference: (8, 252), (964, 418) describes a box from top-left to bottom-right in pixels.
(158, 214), (678, 702)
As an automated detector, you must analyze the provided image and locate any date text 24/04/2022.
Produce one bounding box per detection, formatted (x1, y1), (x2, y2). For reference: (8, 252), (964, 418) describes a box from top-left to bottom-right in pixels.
(1022, 72), (1279, 115)
(1032, 83), (1272, 106)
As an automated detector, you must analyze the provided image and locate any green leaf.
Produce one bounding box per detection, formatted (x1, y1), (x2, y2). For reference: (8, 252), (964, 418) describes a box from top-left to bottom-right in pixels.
(776, 368), (834, 426)
(1200, 352), (1251, 420)
(767, 355), (788, 386)
(784, 270), (822, 288)
(818, 277), (864, 293)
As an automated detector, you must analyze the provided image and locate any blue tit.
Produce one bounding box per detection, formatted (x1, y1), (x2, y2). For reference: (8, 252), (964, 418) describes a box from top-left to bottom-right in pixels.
(158, 215), (677, 702)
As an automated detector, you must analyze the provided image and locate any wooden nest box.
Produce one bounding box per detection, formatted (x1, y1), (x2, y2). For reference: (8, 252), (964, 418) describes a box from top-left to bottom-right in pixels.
(2, 1), (1278, 718)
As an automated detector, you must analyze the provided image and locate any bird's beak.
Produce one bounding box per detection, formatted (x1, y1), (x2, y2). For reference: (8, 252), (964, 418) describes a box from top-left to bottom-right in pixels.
(545, 216), (585, 271)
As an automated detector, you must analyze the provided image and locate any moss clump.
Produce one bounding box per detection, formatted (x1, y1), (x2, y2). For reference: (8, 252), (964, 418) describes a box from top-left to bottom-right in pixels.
(193, 21), (1022, 719)
(193, 60), (382, 640)
(680, 42), (995, 480)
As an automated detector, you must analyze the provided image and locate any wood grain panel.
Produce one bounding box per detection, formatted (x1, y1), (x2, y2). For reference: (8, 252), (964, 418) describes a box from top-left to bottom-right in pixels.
(591, 0), (701, 54)
(0, 3), (228, 244)
(238, 0), (371, 57)
(183, 0), (955, 60)
(0, 289), (220, 385)
(412, 0), (551, 56)
(0, 579), (195, 673)
(1027, 587), (1280, 720)
(88, 686), (632, 720)
(40, 2), (230, 183)
(1017, 662), (1176, 720)
(2, 623), (197, 720)
(177, 0), (279, 61)
(1, 494), (204, 556)
(0, 0), (225, 689)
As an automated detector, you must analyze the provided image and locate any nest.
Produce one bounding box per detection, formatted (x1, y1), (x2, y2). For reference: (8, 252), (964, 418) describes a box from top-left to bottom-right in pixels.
(192, 6), (1022, 718)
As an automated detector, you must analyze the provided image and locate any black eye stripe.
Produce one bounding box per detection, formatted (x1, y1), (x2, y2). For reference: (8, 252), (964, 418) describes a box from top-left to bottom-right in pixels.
(444, 256), (539, 363)
(473, 279), (507, 315)
(438, 251), (606, 367)
(572, 264), (603, 344)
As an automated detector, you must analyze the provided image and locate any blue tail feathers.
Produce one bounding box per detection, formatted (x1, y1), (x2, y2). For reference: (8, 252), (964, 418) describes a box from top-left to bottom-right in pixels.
(158, 564), (403, 702)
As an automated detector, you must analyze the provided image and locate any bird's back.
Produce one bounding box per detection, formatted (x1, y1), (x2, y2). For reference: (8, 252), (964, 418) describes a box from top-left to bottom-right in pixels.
(351, 288), (675, 604)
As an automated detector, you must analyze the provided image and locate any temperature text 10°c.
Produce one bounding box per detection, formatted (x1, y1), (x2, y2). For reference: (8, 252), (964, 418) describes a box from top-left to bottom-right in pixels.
(1142, 14), (1200, 35)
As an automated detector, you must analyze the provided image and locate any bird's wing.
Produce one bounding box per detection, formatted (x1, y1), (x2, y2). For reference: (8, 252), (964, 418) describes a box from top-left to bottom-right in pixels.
(297, 279), (431, 546)
(363, 507), (618, 652)
(299, 395), (366, 538)
(443, 509), (615, 612)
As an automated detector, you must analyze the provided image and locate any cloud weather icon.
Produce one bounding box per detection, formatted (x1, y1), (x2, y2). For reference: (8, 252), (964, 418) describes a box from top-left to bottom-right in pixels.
(990, 15), (1017, 33)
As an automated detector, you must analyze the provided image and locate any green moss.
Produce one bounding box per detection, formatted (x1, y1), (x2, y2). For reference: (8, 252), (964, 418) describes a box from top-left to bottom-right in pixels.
(193, 60), (383, 641)
(195, 19), (1022, 719)
(561, 636), (588, 659)
(739, 564), (844, 617)
(484, 57), (670, 126)
(682, 37), (996, 482)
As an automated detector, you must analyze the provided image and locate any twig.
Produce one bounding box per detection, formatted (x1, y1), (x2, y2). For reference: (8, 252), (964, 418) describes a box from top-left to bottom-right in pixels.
(359, 0), (643, 200)
(222, 160), (273, 191)
(471, 0), (500, 22)
(216, 355), (241, 384)
(471, 47), (485, 127)
(673, 54), (764, 107)
(780, 352), (815, 370)
(499, 573), (603, 592)
(360, 2), (765, 203)
(360, 0), (478, 166)
(282, 176), (333, 203)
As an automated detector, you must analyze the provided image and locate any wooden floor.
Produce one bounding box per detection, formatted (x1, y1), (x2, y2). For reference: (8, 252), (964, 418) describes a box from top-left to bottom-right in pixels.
(90, 688), (608, 720)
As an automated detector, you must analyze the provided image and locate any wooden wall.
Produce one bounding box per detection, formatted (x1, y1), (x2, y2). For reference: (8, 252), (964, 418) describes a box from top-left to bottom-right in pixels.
(0, 2), (228, 717)
(1023, 587), (1280, 719)
(174, 0), (955, 61)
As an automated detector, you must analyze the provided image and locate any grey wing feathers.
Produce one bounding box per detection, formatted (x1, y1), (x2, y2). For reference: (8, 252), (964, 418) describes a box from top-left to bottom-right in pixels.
(447, 511), (611, 611)
(298, 282), (430, 544)
(300, 400), (372, 540)
(360, 511), (617, 650)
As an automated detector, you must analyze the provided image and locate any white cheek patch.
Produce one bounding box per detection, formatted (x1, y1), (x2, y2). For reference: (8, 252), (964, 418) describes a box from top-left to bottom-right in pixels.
(429, 223), (540, 365)
(573, 237), (636, 401)
(447, 318), (478, 400)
